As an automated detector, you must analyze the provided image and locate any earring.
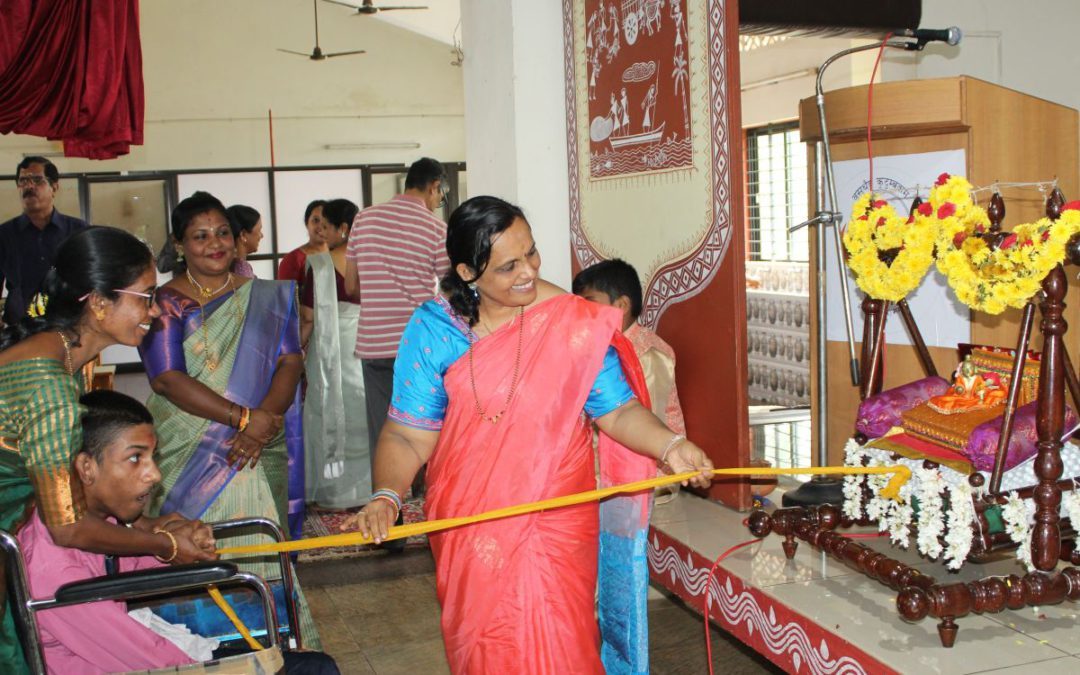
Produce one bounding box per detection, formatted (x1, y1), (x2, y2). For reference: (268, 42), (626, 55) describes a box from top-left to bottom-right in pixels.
(176, 248), (184, 262)
(94, 307), (106, 321)
(468, 282), (478, 300)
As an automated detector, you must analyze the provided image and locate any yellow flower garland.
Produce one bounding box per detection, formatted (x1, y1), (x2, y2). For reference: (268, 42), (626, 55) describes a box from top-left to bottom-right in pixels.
(842, 194), (938, 302)
(920, 174), (1080, 314)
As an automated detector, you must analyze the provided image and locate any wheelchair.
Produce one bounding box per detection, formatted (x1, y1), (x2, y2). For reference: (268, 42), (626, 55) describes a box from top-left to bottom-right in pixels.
(2, 516), (302, 674)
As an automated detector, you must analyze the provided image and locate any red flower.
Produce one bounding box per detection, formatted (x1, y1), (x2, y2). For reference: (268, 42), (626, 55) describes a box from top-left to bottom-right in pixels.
(917, 202), (933, 216)
(1000, 233), (1018, 249)
(906, 215), (915, 224)
(1022, 239), (1034, 247)
(937, 202), (957, 219)
(858, 214), (869, 221)
(935, 172), (951, 186)
(953, 231), (968, 247)
(872, 199), (889, 209)
(975, 224), (986, 234)
(876, 216), (887, 228)
(1042, 231), (1051, 241)
(1063, 200), (1080, 212)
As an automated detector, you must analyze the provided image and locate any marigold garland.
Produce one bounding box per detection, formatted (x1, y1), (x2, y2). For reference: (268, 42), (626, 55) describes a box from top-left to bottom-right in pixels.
(920, 173), (1080, 314)
(842, 194), (938, 302)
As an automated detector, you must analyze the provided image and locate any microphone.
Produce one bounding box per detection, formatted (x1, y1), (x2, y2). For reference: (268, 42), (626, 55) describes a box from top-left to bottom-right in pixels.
(901, 26), (962, 46)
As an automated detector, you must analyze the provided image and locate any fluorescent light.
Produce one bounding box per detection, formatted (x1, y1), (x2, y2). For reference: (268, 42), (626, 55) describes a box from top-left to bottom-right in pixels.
(323, 142), (421, 150)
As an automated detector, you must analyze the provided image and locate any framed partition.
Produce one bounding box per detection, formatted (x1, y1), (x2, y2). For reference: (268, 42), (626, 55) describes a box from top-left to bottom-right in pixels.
(1, 161), (464, 370)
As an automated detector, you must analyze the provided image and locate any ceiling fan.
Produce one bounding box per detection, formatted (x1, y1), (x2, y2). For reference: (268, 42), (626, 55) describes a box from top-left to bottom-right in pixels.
(279, 0), (367, 61)
(323, 0), (429, 15)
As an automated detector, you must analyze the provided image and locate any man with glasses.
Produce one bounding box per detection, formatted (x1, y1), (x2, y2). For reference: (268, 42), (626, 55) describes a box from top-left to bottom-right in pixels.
(344, 158), (451, 534)
(0, 156), (88, 325)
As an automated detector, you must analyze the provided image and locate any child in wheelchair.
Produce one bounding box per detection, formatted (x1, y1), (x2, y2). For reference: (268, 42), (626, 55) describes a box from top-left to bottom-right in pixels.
(16, 390), (338, 674)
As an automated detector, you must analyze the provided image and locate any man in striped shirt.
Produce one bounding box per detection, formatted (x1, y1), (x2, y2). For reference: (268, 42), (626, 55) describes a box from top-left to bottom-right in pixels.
(344, 157), (451, 490)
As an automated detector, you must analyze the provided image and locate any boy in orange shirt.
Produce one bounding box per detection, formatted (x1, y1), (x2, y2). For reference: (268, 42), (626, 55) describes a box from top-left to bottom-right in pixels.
(573, 259), (686, 501)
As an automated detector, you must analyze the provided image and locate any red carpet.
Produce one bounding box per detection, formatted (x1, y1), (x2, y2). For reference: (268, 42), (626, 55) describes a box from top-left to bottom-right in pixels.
(299, 496), (427, 562)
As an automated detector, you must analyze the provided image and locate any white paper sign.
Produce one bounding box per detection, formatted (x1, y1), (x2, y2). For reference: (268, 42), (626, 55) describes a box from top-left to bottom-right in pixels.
(825, 149), (970, 349)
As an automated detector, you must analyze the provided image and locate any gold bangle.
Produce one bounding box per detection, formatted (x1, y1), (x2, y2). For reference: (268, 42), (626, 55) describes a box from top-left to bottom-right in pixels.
(153, 528), (178, 563)
(238, 407), (251, 433)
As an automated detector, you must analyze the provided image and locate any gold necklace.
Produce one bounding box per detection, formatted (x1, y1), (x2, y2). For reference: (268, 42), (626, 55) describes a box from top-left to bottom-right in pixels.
(56, 331), (74, 375)
(468, 306), (525, 424)
(194, 276), (244, 372)
(186, 270), (233, 299)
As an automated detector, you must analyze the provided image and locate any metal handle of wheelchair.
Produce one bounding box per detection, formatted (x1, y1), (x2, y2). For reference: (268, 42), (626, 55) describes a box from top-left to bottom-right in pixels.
(211, 517), (301, 649)
(1, 529), (47, 674)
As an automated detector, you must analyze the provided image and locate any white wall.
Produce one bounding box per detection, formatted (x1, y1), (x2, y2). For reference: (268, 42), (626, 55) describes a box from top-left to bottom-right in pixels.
(461, 0), (572, 289)
(741, 0), (1080, 132)
(882, 0), (1080, 113)
(0, 0), (465, 172)
(740, 37), (877, 129)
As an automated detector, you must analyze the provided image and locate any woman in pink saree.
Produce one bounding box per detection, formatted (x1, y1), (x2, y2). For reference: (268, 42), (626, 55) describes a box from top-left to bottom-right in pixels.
(348, 196), (713, 674)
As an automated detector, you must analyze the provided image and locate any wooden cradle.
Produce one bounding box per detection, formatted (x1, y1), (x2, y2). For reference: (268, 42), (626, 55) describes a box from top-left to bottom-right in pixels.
(748, 192), (1080, 647)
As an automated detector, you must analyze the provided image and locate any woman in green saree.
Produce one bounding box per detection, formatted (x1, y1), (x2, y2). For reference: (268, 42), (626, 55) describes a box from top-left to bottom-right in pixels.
(139, 191), (321, 647)
(0, 227), (216, 673)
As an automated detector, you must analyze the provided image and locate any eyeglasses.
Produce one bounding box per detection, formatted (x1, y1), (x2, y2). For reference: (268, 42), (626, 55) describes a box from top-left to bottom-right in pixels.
(79, 287), (158, 308)
(114, 287), (158, 308)
(16, 175), (49, 188)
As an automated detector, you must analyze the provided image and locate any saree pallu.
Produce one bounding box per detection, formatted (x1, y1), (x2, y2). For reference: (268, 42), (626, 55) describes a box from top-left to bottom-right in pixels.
(303, 253), (370, 508)
(425, 295), (655, 674)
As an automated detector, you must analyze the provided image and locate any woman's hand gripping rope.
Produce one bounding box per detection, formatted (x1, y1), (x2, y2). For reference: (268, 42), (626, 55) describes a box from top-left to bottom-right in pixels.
(213, 464), (912, 555)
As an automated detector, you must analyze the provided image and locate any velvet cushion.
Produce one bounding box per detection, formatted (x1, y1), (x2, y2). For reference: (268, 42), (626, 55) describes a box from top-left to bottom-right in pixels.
(964, 401), (1078, 473)
(855, 376), (950, 439)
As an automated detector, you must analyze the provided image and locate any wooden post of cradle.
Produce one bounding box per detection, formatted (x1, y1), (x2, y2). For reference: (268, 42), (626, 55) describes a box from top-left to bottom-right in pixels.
(896, 299), (939, 379)
(858, 296), (884, 400)
(988, 302), (1037, 496)
(1033, 264), (1067, 570)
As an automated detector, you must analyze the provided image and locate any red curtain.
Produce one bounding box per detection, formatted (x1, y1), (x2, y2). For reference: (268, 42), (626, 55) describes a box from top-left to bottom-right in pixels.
(0, 1), (144, 160)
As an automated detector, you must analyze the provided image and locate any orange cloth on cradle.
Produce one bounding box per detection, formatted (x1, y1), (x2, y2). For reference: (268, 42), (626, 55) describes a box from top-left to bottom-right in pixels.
(966, 345), (1041, 406)
(901, 402), (1003, 453)
(926, 355), (1006, 415)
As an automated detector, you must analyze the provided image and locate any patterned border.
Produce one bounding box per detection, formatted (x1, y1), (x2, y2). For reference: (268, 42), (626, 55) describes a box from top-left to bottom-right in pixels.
(562, 0), (733, 329)
(647, 526), (897, 675)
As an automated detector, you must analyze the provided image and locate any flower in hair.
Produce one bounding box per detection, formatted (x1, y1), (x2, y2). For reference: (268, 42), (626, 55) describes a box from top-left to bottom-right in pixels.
(26, 293), (48, 318)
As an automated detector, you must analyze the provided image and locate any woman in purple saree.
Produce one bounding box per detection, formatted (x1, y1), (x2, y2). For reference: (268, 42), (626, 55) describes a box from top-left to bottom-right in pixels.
(139, 191), (320, 647)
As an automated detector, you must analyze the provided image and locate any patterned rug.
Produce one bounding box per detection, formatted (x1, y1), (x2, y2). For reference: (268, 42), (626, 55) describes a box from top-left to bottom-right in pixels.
(298, 496), (428, 563)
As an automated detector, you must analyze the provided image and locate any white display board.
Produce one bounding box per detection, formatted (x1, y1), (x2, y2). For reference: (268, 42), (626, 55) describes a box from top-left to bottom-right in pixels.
(273, 169), (364, 253)
(826, 149), (970, 348)
(176, 172), (274, 249)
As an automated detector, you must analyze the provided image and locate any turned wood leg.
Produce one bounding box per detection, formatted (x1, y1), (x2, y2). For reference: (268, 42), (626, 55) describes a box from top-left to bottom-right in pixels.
(782, 534), (798, 559)
(937, 616), (959, 648)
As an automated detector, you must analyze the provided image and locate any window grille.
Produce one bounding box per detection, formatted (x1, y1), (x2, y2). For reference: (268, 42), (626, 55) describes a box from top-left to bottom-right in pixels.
(746, 123), (809, 263)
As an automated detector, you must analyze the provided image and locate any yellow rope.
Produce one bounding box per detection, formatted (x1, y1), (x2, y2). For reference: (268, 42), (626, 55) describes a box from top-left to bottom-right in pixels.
(207, 585), (264, 651)
(216, 464), (908, 556)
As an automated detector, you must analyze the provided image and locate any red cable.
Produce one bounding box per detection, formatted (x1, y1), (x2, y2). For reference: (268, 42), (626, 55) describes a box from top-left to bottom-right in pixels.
(704, 538), (759, 675)
(703, 528), (885, 673)
(866, 33), (892, 196)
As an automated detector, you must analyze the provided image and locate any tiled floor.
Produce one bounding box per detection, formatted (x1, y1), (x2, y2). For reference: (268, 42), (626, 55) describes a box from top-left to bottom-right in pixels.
(296, 547), (780, 674)
(649, 491), (1080, 675)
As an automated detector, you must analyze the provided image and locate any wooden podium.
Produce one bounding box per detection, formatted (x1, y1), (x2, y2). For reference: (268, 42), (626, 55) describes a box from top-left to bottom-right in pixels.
(798, 76), (1079, 464)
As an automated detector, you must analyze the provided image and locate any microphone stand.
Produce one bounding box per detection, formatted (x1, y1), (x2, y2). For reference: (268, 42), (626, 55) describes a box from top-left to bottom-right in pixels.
(782, 35), (934, 507)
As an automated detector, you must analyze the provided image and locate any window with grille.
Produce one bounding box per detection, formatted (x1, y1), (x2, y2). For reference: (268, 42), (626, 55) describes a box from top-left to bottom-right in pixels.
(746, 123), (809, 262)
(753, 419), (812, 482)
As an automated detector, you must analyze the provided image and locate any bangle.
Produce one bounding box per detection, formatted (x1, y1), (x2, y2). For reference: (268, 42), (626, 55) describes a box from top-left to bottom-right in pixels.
(371, 488), (403, 513)
(238, 406), (251, 433)
(153, 528), (178, 563)
(227, 402), (236, 428)
(370, 494), (401, 518)
(659, 434), (686, 466)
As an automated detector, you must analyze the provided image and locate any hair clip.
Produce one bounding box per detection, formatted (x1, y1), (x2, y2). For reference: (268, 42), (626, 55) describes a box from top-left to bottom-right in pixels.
(27, 293), (48, 318)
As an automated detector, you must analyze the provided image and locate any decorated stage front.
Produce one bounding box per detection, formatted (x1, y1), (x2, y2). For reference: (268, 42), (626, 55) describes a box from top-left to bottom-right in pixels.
(648, 492), (1080, 674)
